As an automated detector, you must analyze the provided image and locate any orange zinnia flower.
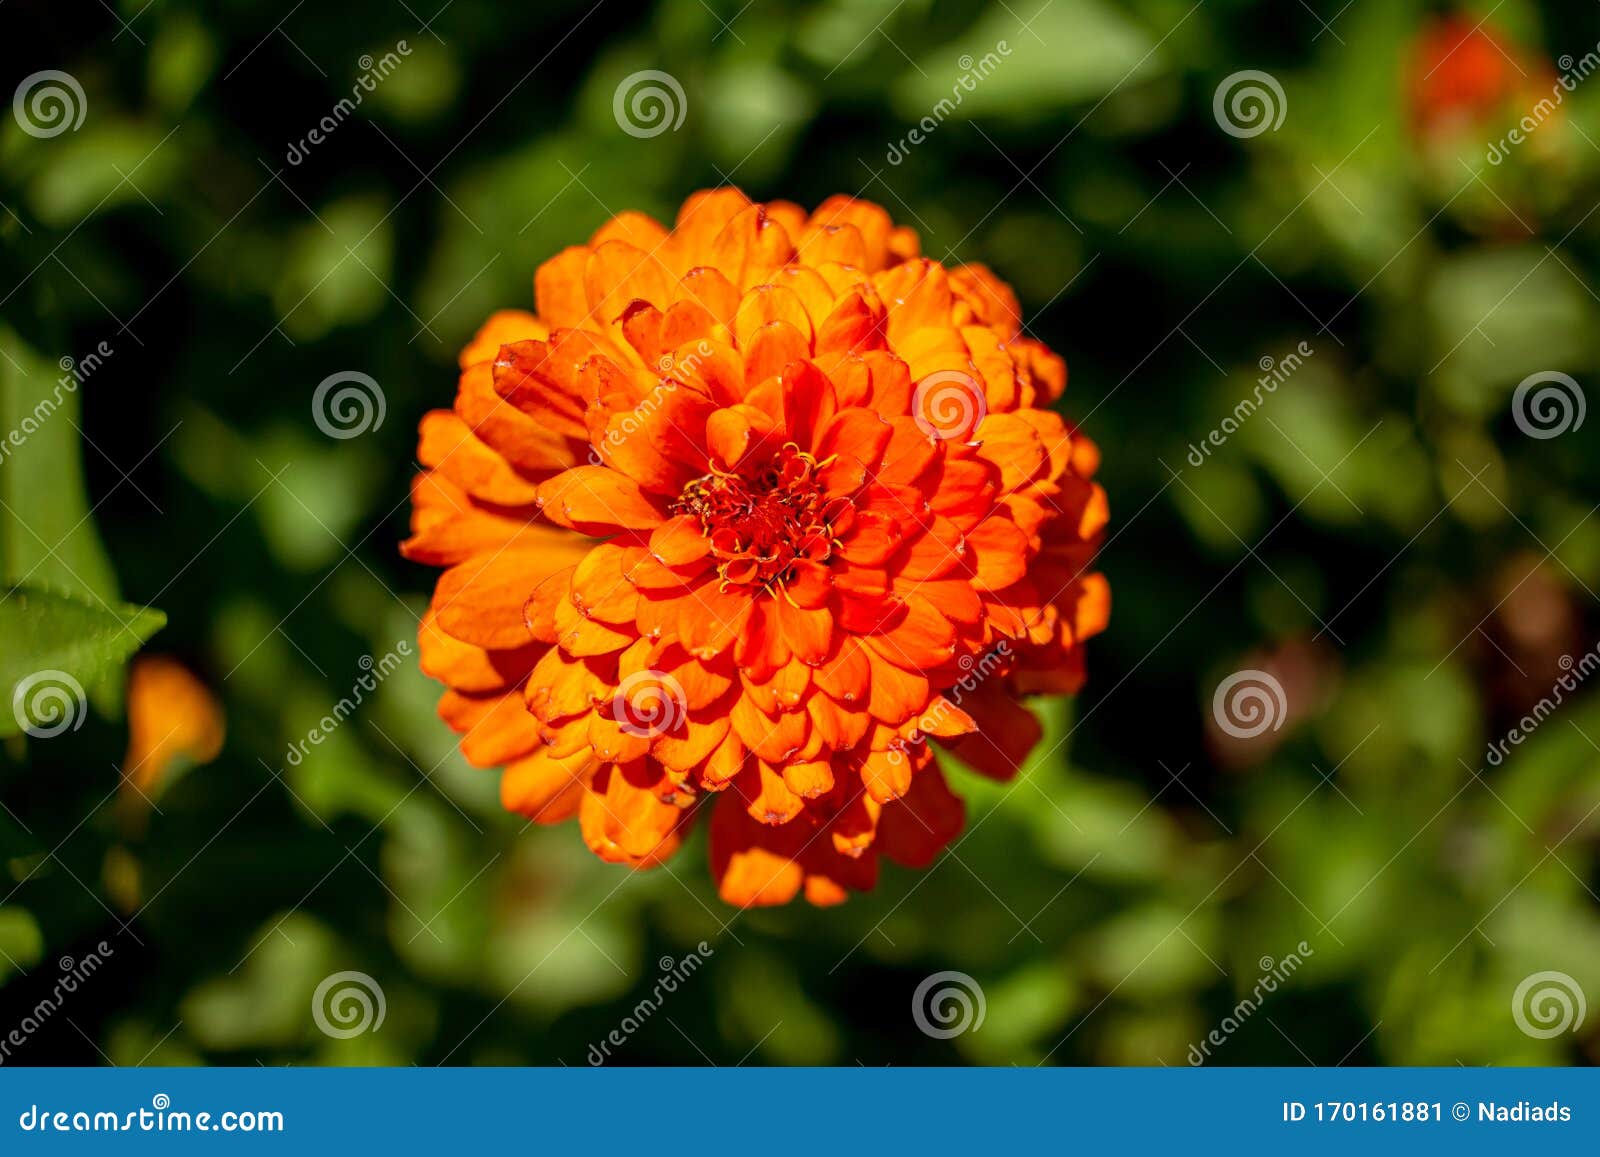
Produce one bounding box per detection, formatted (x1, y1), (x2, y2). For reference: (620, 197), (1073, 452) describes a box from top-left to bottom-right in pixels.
(403, 189), (1109, 907)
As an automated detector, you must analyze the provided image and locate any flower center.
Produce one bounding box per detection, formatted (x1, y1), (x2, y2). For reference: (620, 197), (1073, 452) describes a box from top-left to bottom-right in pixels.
(675, 443), (849, 591)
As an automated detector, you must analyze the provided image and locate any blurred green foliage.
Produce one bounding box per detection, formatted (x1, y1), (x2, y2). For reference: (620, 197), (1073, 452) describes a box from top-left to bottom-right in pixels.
(1, 0), (1599, 1066)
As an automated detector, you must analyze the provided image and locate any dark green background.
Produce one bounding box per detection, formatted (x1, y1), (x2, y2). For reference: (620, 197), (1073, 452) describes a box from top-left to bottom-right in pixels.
(2, 0), (1598, 1065)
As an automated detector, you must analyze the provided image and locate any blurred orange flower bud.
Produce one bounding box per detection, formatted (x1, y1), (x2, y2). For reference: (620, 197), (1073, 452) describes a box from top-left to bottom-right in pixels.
(1408, 15), (1554, 142)
(122, 655), (225, 802)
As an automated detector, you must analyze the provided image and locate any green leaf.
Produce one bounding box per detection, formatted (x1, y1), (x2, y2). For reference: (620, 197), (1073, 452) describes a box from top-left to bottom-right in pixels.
(891, 0), (1162, 121)
(0, 584), (165, 738)
(23, 123), (183, 227)
(0, 327), (119, 599)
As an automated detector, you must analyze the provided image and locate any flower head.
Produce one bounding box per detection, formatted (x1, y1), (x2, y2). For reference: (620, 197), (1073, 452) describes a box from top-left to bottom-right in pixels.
(1408, 15), (1551, 141)
(403, 189), (1108, 906)
(120, 655), (224, 820)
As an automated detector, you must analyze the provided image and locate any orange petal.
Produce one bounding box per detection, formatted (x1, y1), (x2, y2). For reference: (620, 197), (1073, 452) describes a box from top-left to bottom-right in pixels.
(729, 691), (808, 765)
(709, 796), (805, 907)
(812, 638), (870, 704)
(1067, 572), (1112, 643)
(525, 647), (606, 722)
(739, 759), (806, 824)
(734, 284), (815, 351)
(652, 710), (731, 772)
(537, 465), (668, 532)
(438, 690), (542, 767)
(806, 692), (870, 751)
(591, 209), (669, 252)
(535, 247), (591, 328)
(966, 516), (1031, 591)
(553, 593), (635, 657)
(942, 681), (1042, 780)
(781, 758), (834, 799)
(877, 762), (965, 867)
(858, 747), (913, 804)
(772, 595), (832, 665)
(862, 645), (929, 726)
(418, 410), (542, 507)
(419, 610), (539, 694)
(435, 549), (564, 650)
(742, 321), (811, 390)
(570, 543), (640, 624)
(459, 309), (548, 368)
(487, 340), (590, 439)
(871, 595), (956, 670)
(584, 240), (675, 324)
(400, 473), (531, 567)
(456, 362), (579, 478)
(705, 404), (777, 469)
(649, 514), (711, 566)
(524, 566), (575, 644)
(678, 580), (754, 659)
(501, 746), (594, 823)
(581, 761), (689, 862)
